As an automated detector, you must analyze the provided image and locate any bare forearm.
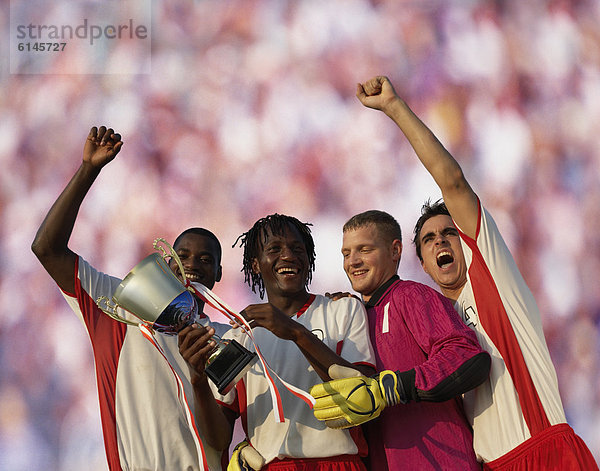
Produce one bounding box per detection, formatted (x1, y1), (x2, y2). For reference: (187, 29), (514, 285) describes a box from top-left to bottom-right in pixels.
(383, 98), (468, 196)
(31, 162), (101, 291)
(293, 326), (374, 380)
(191, 376), (234, 451)
(33, 162), (99, 253)
(358, 76), (478, 234)
(382, 96), (480, 236)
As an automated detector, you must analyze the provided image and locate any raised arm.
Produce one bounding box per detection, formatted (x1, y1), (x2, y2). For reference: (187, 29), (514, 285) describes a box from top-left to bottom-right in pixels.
(357, 76), (479, 238)
(31, 126), (123, 293)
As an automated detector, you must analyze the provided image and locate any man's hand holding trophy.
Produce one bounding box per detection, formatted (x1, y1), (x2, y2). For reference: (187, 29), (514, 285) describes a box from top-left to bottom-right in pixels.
(97, 237), (257, 394)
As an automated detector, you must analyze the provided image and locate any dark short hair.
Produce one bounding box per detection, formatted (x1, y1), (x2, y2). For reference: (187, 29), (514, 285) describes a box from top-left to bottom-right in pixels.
(343, 210), (402, 245)
(413, 199), (451, 261)
(173, 227), (222, 263)
(235, 214), (316, 299)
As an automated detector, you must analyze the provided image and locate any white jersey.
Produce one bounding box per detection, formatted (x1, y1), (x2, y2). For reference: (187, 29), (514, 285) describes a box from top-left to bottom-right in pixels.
(61, 256), (229, 471)
(455, 204), (566, 462)
(214, 294), (376, 465)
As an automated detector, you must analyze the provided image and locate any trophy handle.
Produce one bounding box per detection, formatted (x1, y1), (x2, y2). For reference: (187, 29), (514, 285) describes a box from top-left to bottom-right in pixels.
(153, 237), (187, 285)
(96, 296), (140, 326)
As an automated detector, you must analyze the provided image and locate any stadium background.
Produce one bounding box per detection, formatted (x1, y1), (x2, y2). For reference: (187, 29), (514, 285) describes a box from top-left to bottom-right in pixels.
(1, 0), (600, 468)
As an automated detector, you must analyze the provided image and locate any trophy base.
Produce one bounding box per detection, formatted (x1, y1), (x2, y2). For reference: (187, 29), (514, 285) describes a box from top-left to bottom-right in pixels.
(205, 339), (258, 395)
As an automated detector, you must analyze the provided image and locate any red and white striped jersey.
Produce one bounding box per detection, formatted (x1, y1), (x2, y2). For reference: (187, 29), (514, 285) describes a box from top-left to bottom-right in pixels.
(455, 203), (566, 462)
(214, 294), (376, 465)
(61, 256), (229, 471)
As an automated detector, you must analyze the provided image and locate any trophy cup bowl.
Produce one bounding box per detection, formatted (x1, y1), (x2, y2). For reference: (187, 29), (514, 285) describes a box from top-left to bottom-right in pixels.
(97, 252), (197, 335)
(97, 238), (257, 393)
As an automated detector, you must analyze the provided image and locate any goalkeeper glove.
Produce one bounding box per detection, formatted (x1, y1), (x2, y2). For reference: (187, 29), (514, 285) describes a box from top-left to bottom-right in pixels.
(227, 440), (265, 471)
(309, 366), (406, 429)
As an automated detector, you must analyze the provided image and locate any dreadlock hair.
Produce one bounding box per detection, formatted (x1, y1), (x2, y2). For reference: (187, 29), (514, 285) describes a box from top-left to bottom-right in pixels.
(234, 214), (316, 299)
(413, 199), (451, 262)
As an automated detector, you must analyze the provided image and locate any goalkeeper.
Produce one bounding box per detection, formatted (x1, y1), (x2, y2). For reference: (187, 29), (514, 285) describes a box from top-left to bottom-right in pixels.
(311, 210), (491, 470)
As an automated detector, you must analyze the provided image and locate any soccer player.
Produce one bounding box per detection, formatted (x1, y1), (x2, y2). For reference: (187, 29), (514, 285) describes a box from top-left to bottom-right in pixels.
(180, 214), (377, 470)
(312, 209), (491, 470)
(31, 126), (229, 471)
(314, 76), (598, 470)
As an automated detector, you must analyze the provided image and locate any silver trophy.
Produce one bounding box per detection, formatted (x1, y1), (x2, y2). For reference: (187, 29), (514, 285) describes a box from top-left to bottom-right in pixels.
(97, 238), (257, 393)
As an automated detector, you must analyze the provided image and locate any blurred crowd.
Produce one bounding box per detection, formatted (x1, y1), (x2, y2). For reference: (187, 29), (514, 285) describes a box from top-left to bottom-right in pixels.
(1, 0), (600, 469)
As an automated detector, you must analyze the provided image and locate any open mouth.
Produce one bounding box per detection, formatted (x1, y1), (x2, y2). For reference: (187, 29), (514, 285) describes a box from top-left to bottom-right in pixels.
(181, 271), (203, 283)
(436, 251), (454, 269)
(276, 266), (299, 276)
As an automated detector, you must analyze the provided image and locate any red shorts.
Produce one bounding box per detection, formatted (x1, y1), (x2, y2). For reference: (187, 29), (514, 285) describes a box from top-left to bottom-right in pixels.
(484, 423), (598, 471)
(264, 454), (366, 471)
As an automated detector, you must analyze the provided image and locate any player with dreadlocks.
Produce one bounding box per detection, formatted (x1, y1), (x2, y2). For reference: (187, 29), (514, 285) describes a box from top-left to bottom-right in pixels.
(180, 213), (377, 471)
(237, 214), (316, 300)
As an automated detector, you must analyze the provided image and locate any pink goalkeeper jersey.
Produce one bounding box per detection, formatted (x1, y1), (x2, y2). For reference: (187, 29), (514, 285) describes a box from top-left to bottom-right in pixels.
(60, 256), (229, 471)
(364, 277), (484, 471)
(455, 203), (567, 463)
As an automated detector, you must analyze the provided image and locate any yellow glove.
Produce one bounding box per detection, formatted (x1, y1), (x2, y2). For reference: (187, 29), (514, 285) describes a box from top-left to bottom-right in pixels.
(227, 440), (265, 471)
(309, 365), (405, 429)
